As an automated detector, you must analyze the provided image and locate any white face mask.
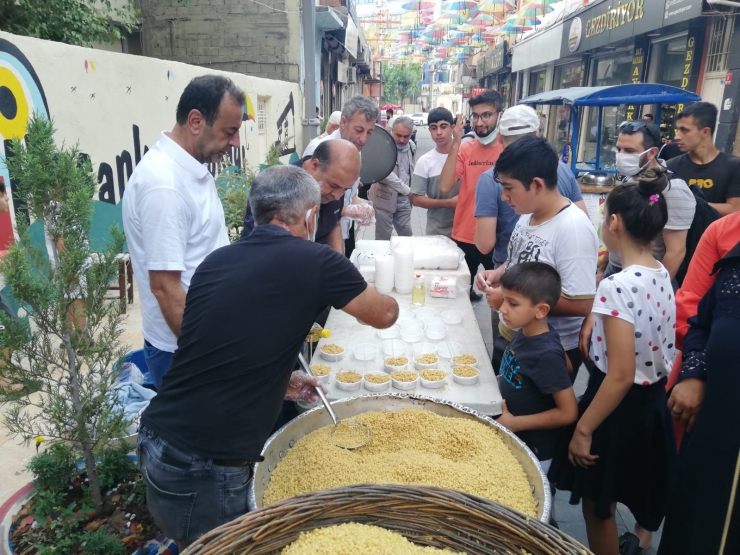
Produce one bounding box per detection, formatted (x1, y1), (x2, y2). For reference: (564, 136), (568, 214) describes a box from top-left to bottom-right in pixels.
(476, 123), (499, 146)
(304, 208), (318, 242)
(615, 148), (652, 178)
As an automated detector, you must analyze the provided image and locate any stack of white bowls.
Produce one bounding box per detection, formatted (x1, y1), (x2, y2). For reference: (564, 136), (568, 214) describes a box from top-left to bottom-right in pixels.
(375, 254), (394, 294)
(393, 248), (414, 294)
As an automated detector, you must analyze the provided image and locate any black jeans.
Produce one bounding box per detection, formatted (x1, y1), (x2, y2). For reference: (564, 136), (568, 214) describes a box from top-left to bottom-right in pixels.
(137, 427), (253, 546)
(454, 240), (494, 290)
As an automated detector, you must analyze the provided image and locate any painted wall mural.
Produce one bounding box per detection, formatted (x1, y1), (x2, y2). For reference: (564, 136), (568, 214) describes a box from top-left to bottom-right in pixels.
(0, 31), (304, 248)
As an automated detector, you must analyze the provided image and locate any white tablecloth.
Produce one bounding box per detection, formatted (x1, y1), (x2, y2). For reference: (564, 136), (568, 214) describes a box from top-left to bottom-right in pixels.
(310, 291), (503, 416)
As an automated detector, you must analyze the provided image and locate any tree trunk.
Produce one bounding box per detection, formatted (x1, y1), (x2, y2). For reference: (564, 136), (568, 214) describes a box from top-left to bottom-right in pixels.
(82, 443), (104, 513)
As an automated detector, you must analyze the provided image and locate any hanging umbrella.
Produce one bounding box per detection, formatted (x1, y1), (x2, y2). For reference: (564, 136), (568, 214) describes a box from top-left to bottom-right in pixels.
(512, 13), (542, 26)
(469, 13), (496, 26)
(471, 0), (514, 16)
(442, 0), (478, 10)
(401, 0), (435, 10)
(483, 25), (503, 35)
(518, 2), (555, 17)
(498, 17), (533, 33)
(437, 11), (467, 25)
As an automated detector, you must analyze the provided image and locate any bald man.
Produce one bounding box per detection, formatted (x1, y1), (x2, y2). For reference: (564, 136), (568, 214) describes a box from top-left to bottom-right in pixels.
(241, 139), (360, 254)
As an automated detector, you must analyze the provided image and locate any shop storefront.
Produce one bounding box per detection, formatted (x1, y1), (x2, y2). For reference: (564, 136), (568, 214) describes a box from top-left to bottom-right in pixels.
(553, 0), (705, 167)
(477, 42), (512, 107)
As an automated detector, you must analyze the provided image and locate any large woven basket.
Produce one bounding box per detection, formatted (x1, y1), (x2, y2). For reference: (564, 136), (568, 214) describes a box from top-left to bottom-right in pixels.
(183, 484), (592, 555)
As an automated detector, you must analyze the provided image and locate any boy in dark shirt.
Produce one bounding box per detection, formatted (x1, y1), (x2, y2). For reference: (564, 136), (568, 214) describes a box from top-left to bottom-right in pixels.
(495, 262), (578, 471)
(667, 102), (740, 216)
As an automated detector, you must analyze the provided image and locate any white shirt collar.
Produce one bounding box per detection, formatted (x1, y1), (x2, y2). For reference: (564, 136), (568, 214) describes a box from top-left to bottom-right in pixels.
(159, 131), (210, 180)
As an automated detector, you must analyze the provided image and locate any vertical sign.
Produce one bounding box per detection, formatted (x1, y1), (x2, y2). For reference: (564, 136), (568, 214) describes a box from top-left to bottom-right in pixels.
(626, 38), (647, 121)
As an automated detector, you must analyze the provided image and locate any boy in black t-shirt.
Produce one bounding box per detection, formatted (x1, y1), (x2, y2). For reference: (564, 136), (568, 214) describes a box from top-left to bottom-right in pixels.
(495, 262), (578, 471)
(667, 102), (740, 216)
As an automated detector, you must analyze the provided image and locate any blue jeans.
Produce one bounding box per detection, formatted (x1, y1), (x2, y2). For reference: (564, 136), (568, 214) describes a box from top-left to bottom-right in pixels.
(143, 340), (173, 390)
(137, 427), (252, 546)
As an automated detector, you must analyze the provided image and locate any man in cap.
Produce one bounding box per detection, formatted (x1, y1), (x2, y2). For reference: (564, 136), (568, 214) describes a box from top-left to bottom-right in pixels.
(303, 111), (342, 156)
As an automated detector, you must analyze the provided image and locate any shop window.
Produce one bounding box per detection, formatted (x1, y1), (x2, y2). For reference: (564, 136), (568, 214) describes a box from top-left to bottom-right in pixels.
(706, 17), (733, 74)
(554, 61), (583, 90)
(528, 70), (546, 96)
(591, 53), (633, 87)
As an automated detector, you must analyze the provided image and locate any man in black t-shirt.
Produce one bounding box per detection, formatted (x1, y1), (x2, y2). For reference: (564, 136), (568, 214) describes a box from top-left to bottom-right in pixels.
(138, 166), (399, 547)
(667, 102), (740, 216)
(241, 139), (360, 252)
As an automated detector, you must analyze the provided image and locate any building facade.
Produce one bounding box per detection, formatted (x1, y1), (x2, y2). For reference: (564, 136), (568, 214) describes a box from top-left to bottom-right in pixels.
(505, 0), (738, 159)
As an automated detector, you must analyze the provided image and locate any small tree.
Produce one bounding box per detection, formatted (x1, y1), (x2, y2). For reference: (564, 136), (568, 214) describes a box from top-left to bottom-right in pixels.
(382, 62), (423, 108)
(0, 0), (139, 47)
(0, 115), (129, 513)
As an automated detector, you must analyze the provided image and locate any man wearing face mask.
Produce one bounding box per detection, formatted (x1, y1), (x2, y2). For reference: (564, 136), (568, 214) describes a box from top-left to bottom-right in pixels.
(440, 90), (504, 302)
(599, 120), (695, 283)
(369, 116), (415, 240)
(138, 165), (399, 547)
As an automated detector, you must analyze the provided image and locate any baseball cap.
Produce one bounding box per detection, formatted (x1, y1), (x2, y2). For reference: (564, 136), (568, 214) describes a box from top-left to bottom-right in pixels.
(499, 105), (541, 136)
(328, 111), (342, 125)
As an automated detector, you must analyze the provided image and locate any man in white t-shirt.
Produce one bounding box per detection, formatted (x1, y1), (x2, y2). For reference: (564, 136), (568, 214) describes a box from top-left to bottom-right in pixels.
(600, 120), (696, 283)
(122, 75), (243, 388)
(409, 107), (459, 237)
(478, 136), (598, 379)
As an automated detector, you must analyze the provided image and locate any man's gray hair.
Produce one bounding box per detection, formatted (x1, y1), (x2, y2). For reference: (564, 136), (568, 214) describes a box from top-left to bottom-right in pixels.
(250, 166), (321, 226)
(341, 95), (379, 122)
(393, 116), (414, 131)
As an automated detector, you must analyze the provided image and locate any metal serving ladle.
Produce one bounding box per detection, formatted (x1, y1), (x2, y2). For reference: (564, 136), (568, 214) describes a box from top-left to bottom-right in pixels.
(297, 352), (372, 450)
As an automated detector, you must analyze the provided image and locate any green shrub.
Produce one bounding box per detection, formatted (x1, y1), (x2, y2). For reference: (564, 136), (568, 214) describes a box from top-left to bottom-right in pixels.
(30, 489), (66, 520)
(80, 529), (125, 555)
(27, 443), (76, 493)
(97, 442), (136, 490)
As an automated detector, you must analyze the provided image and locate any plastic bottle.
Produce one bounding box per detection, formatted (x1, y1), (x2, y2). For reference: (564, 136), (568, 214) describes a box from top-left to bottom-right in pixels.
(411, 274), (425, 306)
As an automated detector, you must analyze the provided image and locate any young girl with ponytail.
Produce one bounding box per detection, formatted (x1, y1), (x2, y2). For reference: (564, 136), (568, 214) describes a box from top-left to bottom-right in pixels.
(548, 167), (677, 555)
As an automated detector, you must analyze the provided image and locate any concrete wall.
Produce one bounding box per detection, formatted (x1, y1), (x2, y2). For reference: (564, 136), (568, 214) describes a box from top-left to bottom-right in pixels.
(139, 0), (301, 83)
(0, 31), (303, 229)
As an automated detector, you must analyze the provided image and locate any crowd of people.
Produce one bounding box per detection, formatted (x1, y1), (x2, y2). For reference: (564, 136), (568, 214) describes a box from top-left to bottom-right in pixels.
(120, 74), (739, 553)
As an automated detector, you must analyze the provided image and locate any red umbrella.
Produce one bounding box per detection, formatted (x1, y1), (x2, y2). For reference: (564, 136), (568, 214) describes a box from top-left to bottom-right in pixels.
(381, 104), (402, 111)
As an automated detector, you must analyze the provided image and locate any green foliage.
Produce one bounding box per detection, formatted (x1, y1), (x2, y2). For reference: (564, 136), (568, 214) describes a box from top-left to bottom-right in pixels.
(1, 115), (130, 512)
(80, 529), (126, 555)
(27, 443), (76, 494)
(382, 62), (423, 107)
(30, 489), (67, 520)
(320, 115), (328, 134)
(0, 0), (139, 47)
(96, 442), (136, 490)
(217, 163), (256, 243)
(264, 143), (283, 167)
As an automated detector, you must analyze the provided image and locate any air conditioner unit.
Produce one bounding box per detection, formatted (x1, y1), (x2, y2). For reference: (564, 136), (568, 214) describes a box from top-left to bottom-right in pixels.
(347, 67), (357, 83)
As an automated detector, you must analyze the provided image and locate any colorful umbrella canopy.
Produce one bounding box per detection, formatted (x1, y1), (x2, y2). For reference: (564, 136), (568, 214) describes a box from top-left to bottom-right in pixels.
(471, 0), (514, 16)
(436, 11), (467, 24)
(498, 17), (533, 33)
(518, 2), (555, 16)
(512, 13), (542, 25)
(442, 0), (478, 10)
(469, 13), (496, 26)
(401, 0), (435, 10)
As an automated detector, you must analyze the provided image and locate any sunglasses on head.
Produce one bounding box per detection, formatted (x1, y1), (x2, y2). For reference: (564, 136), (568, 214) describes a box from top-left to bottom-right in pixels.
(619, 120), (661, 145)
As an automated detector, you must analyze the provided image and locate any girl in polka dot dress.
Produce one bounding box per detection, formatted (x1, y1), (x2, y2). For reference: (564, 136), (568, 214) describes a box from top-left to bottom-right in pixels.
(548, 168), (677, 555)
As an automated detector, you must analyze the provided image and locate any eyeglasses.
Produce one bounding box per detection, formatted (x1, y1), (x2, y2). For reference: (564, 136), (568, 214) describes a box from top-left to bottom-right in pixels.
(471, 111), (498, 122)
(619, 120), (661, 144)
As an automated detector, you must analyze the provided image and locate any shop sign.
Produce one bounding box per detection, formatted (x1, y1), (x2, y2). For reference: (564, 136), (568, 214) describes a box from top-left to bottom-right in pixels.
(559, 0), (700, 58)
(664, 0), (703, 27)
(472, 87), (487, 96)
(625, 38), (648, 121)
(568, 18), (583, 53)
(482, 43), (507, 76)
(345, 16), (359, 59)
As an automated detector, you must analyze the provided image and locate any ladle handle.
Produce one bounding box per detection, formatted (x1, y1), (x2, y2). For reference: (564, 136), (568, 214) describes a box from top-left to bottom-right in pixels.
(297, 352), (338, 426)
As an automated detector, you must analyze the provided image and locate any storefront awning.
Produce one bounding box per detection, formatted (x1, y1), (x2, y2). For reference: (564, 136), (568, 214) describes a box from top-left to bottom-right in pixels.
(520, 84), (701, 107)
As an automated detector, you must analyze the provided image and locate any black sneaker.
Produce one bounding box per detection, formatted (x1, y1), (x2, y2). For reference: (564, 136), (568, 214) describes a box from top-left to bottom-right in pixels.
(619, 532), (642, 555)
(469, 290), (483, 302)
